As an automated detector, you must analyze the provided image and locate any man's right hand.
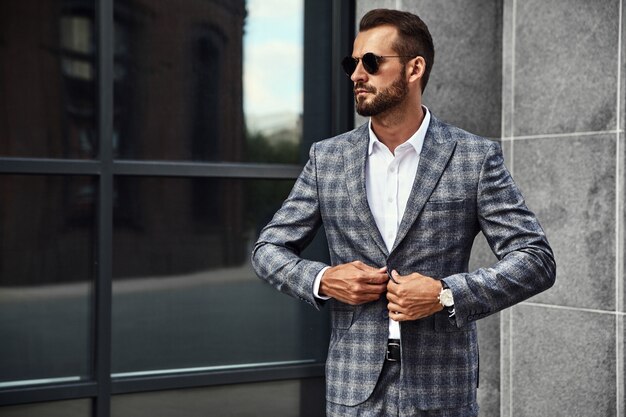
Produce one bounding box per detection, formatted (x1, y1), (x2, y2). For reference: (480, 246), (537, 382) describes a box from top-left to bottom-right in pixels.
(319, 261), (389, 305)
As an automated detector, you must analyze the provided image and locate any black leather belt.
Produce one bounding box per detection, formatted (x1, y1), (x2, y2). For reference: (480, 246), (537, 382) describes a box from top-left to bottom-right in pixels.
(386, 339), (401, 362)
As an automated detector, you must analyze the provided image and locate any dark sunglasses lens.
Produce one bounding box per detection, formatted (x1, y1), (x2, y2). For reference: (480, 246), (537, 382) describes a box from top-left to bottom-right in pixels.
(341, 56), (357, 75)
(361, 53), (379, 74)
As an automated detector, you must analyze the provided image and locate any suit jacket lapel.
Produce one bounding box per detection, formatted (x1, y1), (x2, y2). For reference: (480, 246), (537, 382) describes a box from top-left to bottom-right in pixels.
(343, 124), (389, 256)
(391, 115), (457, 253)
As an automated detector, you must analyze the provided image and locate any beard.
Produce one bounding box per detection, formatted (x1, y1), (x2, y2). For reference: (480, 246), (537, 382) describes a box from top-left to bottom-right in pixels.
(355, 73), (408, 117)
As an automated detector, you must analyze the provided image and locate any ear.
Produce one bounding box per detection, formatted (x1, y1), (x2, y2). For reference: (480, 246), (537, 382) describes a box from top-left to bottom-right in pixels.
(407, 56), (426, 85)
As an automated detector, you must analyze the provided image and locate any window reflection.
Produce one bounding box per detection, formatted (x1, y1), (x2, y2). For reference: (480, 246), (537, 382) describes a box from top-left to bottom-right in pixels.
(60, 15), (94, 80)
(244, 0), (304, 164)
(111, 177), (329, 374)
(112, 379), (325, 417)
(59, 5), (97, 159)
(0, 1), (96, 158)
(0, 175), (95, 385)
(0, 0), (306, 161)
(110, 0), (304, 163)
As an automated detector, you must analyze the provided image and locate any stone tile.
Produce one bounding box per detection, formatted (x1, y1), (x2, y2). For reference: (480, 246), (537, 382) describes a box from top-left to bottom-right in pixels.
(622, 132), (626, 313)
(356, 0), (397, 22)
(622, 1), (626, 133)
(500, 139), (513, 172)
(615, 316), (626, 416)
(476, 312), (500, 417)
(501, 0), (514, 139)
(499, 308), (512, 417)
(407, 0), (502, 138)
(512, 305), (616, 416)
(469, 232), (498, 272)
(514, 0), (620, 136)
(513, 135), (616, 310)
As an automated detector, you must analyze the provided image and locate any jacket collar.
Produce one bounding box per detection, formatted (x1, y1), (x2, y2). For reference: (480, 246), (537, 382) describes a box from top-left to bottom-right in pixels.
(343, 113), (458, 256)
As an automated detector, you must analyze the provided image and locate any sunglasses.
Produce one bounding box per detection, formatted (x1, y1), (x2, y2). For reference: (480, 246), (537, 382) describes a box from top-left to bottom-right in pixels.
(341, 52), (415, 76)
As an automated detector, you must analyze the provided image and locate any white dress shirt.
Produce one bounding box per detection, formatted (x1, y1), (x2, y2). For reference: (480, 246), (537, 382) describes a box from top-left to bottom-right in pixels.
(314, 107), (431, 340)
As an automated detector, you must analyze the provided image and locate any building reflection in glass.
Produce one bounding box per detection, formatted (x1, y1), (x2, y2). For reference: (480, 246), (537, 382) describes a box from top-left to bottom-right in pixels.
(0, 0), (326, 385)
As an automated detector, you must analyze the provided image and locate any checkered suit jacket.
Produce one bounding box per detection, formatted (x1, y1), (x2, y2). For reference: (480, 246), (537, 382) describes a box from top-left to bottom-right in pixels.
(252, 114), (556, 409)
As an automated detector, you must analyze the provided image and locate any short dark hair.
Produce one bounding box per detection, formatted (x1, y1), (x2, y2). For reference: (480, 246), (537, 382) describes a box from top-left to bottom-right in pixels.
(359, 9), (434, 92)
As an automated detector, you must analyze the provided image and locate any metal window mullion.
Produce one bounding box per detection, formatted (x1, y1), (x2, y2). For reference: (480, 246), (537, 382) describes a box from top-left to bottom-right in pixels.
(94, 0), (114, 416)
(0, 158), (101, 174)
(331, 0), (355, 136)
(112, 160), (302, 179)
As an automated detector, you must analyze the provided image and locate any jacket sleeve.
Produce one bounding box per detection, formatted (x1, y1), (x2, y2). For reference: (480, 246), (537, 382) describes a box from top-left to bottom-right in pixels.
(442, 142), (556, 327)
(251, 143), (328, 310)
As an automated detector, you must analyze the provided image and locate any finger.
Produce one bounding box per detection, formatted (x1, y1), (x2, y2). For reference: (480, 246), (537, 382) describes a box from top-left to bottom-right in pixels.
(364, 283), (387, 294)
(356, 268), (389, 284)
(351, 260), (372, 270)
(389, 310), (405, 322)
(386, 278), (400, 293)
(367, 273), (390, 284)
(386, 292), (399, 304)
(352, 261), (384, 272)
(387, 302), (402, 313)
(386, 269), (399, 284)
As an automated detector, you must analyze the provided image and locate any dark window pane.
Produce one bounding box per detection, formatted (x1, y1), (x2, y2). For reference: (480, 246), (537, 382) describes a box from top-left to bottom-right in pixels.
(0, 2), (97, 158)
(111, 177), (329, 375)
(0, 399), (91, 417)
(0, 175), (95, 385)
(113, 0), (304, 163)
(112, 378), (324, 417)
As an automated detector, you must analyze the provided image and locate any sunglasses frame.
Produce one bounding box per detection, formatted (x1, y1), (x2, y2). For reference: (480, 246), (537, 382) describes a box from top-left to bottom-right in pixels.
(341, 52), (415, 76)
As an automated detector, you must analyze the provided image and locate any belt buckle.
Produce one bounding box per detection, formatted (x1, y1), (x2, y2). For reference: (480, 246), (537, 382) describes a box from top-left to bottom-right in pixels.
(386, 341), (400, 362)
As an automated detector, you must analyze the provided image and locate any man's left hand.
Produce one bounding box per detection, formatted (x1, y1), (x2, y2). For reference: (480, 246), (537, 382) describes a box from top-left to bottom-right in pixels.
(386, 270), (443, 321)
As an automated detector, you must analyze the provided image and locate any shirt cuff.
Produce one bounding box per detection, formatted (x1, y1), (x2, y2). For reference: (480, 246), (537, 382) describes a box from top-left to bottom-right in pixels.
(313, 266), (331, 300)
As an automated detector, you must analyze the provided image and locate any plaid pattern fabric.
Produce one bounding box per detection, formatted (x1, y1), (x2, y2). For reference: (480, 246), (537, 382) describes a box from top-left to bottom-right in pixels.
(252, 114), (556, 410)
(326, 361), (480, 416)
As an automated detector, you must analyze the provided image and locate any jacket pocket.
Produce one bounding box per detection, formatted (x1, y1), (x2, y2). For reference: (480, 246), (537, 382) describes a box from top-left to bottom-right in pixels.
(424, 199), (467, 211)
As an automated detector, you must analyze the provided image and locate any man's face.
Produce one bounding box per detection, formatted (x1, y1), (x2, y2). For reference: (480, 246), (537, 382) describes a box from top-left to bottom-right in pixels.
(350, 26), (409, 117)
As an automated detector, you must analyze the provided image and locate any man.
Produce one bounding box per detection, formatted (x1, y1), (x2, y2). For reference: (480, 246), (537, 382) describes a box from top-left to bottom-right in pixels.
(252, 8), (555, 417)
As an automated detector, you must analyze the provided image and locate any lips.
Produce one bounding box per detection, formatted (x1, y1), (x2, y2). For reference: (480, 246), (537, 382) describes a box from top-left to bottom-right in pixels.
(354, 84), (375, 96)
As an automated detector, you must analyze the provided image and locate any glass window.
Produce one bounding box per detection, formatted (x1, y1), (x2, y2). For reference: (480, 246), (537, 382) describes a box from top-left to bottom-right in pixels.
(112, 0), (304, 163)
(0, 399), (91, 417)
(111, 177), (329, 375)
(111, 378), (324, 417)
(0, 175), (95, 386)
(0, 2), (97, 159)
(244, 0), (304, 164)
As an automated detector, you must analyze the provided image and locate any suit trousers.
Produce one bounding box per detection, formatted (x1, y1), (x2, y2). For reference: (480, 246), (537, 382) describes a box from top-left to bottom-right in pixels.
(326, 360), (479, 417)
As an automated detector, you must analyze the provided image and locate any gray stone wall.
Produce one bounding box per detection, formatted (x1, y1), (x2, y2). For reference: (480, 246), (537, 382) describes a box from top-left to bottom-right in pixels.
(356, 0), (625, 415)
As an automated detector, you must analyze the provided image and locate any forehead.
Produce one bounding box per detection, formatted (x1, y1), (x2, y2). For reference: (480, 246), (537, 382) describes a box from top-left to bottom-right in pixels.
(352, 25), (399, 56)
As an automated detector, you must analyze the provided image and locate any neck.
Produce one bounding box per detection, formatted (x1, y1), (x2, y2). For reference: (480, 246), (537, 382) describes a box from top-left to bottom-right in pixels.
(370, 104), (425, 154)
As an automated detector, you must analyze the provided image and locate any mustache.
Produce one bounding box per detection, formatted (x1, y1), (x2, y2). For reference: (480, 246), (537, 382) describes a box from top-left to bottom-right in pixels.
(354, 83), (376, 94)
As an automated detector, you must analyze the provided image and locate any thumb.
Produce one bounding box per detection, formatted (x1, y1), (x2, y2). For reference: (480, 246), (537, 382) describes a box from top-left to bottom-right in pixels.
(388, 269), (402, 284)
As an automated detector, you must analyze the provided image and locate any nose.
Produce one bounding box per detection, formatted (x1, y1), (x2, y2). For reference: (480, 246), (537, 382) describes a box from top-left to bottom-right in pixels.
(350, 60), (368, 83)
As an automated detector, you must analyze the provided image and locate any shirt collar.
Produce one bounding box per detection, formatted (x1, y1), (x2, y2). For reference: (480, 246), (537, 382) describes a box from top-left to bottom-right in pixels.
(367, 106), (431, 156)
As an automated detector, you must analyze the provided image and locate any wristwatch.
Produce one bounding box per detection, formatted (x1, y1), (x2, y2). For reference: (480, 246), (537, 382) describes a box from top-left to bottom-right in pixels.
(438, 282), (454, 307)
(439, 281), (455, 318)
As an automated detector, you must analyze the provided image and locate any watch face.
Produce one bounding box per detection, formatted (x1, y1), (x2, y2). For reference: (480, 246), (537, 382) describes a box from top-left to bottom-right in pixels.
(440, 289), (454, 307)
